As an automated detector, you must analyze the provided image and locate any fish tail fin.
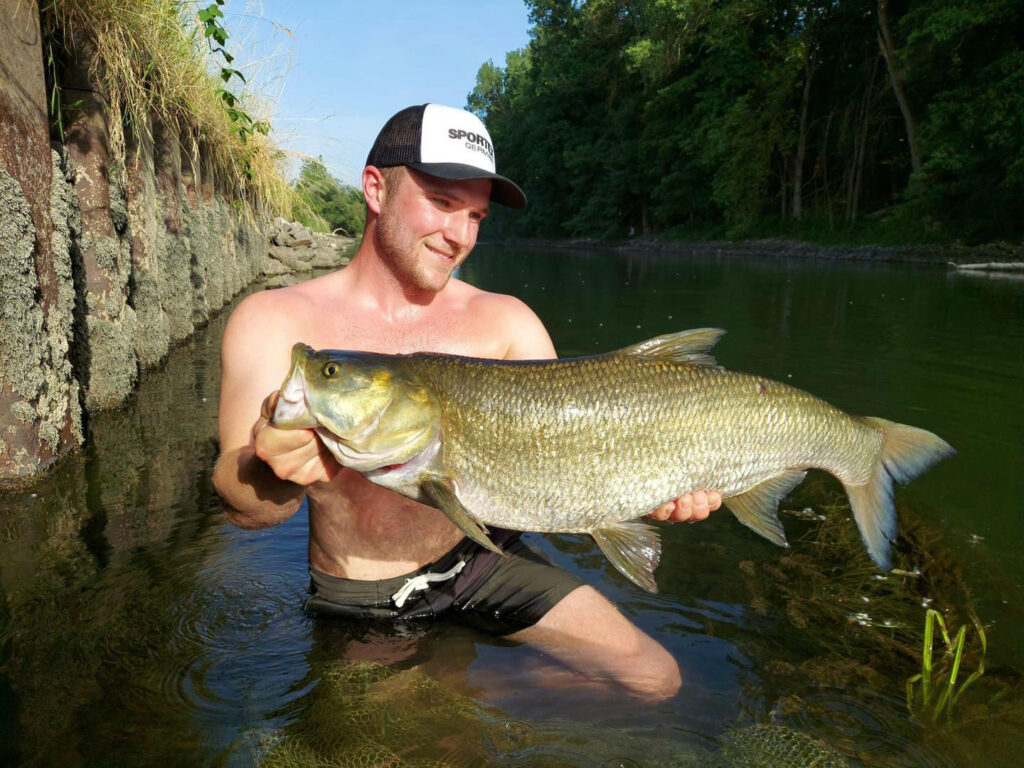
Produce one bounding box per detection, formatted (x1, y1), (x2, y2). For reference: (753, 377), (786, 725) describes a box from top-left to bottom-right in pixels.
(844, 418), (956, 570)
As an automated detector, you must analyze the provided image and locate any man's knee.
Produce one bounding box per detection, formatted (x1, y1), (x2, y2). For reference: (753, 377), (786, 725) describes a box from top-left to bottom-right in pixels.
(605, 622), (681, 700)
(626, 642), (682, 701)
(517, 585), (683, 700)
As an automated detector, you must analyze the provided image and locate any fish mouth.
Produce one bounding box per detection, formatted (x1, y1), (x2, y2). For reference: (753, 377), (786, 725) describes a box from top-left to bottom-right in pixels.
(270, 344), (318, 429)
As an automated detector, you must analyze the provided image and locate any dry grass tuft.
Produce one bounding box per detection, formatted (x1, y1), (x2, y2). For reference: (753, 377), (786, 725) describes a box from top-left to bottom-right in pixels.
(41, 0), (298, 218)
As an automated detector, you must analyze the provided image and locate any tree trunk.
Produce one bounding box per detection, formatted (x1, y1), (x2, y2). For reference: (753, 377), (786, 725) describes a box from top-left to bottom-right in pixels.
(877, 0), (922, 175)
(792, 53), (816, 220)
(821, 111), (834, 229)
(780, 154), (787, 220)
(848, 54), (879, 222)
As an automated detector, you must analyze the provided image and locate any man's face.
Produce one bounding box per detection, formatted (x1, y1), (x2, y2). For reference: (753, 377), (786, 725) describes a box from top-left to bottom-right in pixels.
(374, 167), (491, 293)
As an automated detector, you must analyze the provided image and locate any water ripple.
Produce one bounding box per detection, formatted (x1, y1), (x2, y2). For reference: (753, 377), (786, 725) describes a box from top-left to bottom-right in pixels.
(156, 567), (309, 718)
(777, 686), (957, 768)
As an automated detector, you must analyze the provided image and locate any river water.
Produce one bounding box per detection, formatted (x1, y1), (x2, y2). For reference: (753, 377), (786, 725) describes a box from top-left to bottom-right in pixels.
(1, 244), (1021, 766)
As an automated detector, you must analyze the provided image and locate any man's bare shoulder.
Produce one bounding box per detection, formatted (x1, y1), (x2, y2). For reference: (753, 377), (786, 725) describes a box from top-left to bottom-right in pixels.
(226, 274), (341, 339)
(231, 284), (296, 316)
(238, 274), (336, 311)
(448, 278), (556, 360)
(448, 277), (531, 318)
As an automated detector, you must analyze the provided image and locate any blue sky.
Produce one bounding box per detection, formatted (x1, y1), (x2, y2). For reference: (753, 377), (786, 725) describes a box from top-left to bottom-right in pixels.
(225, 1), (533, 185)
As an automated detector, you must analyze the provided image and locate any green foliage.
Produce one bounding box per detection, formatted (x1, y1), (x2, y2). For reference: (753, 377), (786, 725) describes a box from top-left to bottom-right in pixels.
(906, 609), (987, 726)
(897, 1), (1024, 241)
(294, 158), (365, 235)
(470, 0), (1024, 244)
(197, 1), (269, 179)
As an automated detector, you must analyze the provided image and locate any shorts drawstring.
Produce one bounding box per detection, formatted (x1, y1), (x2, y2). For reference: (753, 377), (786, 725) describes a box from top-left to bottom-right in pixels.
(391, 559), (466, 607)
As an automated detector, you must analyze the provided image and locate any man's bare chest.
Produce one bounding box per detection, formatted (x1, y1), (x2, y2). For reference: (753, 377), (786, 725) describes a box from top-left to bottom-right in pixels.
(297, 307), (505, 359)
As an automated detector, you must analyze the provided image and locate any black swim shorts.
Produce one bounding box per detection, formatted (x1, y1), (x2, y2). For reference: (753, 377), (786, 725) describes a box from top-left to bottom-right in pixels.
(303, 530), (585, 635)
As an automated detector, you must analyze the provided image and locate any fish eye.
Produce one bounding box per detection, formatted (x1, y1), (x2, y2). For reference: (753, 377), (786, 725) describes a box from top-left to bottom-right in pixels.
(323, 362), (339, 378)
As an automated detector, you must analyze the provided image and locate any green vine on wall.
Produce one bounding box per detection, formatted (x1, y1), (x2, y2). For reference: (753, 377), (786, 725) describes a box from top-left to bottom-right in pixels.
(197, 0), (269, 175)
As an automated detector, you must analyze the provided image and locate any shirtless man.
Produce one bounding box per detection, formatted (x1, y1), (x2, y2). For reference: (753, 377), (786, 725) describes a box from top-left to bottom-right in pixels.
(213, 104), (721, 700)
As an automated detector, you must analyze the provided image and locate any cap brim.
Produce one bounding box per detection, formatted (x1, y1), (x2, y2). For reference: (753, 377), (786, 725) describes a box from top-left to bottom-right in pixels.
(407, 162), (527, 209)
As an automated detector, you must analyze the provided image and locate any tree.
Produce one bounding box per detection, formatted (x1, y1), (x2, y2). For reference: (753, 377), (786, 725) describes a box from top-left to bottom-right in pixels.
(467, 0), (1023, 243)
(293, 158), (365, 235)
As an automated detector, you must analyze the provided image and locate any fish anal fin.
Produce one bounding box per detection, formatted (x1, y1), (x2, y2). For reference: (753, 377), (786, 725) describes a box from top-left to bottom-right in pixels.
(422, 476), (505, 557)
(615, 328), (726, 366)
(726, 470), (806, 547)
(591, 520), (663, 593)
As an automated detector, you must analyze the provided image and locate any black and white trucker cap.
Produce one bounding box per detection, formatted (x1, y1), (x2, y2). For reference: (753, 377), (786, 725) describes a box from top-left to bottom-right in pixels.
(365, 103), (527, 209)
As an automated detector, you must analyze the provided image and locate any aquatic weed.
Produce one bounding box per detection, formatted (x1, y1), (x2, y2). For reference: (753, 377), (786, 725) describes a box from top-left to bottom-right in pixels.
(906, 608), (987, 726)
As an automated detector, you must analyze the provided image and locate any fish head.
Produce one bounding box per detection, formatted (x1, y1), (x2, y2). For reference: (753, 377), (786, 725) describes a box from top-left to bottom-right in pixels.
(272, 343), (440, 470)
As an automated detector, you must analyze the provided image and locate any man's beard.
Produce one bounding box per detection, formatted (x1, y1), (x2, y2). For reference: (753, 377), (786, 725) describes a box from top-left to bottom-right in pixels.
(375, 207), (458, 293)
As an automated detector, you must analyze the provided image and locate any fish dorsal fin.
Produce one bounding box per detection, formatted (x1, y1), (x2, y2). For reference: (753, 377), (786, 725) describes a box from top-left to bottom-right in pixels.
(422, 476), (506, 557)
(591, 520), (663, 593)
(615, 328), (726, 366)
(725, 469), (806, 547)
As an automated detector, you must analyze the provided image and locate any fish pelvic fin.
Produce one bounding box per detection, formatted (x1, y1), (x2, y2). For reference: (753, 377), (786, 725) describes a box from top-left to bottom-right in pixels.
(421, 476), (506, 558)
(845, 418), (956, 571)
(615, 328), (726, 367)
(726, 470), (807, 547)
(591, 520), (663, 593)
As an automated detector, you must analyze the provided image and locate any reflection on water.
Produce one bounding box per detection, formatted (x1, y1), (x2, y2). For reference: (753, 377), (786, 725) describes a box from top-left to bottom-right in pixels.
(1, 249), (1022, 766)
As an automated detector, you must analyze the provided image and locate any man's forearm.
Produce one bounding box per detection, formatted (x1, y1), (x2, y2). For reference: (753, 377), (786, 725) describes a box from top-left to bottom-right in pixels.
(213, 446), (306, 529)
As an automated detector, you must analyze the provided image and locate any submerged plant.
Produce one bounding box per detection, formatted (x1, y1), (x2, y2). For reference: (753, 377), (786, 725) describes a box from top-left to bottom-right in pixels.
(906, 608), (986, 725)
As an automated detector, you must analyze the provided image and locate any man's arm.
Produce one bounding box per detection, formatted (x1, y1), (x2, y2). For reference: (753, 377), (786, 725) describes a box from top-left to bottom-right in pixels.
(497, 295), (721, 522)
(213, 291), (336, 528)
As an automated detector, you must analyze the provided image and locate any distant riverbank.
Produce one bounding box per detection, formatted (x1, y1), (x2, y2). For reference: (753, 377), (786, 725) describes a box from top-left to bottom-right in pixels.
(497, 237), (1024, 267)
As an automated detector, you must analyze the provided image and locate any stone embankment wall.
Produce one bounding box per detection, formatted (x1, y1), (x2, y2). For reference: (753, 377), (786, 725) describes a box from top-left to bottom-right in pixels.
(0, 1), (353, 487)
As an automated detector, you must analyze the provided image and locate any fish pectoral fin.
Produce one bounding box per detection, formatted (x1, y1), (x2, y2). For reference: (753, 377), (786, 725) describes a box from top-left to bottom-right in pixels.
(726, 470), (807, 547)
(421, 476), (505, 557)
(591, 520), (663, 593)
(615, 328), (725, 367)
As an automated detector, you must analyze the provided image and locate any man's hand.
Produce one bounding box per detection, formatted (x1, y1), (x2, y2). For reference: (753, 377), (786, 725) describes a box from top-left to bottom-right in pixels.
(648, 490), (722, 523)
(252, 391), (340, 485)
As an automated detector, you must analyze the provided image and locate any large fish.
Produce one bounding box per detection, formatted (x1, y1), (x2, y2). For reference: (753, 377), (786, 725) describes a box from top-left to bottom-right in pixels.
(271, 329), (954, 592)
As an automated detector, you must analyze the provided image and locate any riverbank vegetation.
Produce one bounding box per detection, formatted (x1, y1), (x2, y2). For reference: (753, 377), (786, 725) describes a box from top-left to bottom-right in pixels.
(471, 0), (1023, 245)
(40, 0), (295, 216)
(293, 158), (366, 235)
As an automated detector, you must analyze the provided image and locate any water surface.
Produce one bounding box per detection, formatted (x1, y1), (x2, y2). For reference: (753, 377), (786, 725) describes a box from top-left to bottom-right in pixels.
(1, 244), (1021, 766)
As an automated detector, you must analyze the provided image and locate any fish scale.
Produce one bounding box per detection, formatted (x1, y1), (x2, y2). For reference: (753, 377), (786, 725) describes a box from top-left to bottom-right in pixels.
(413, 355), (877, 533)
(272, 328), (955, 592)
